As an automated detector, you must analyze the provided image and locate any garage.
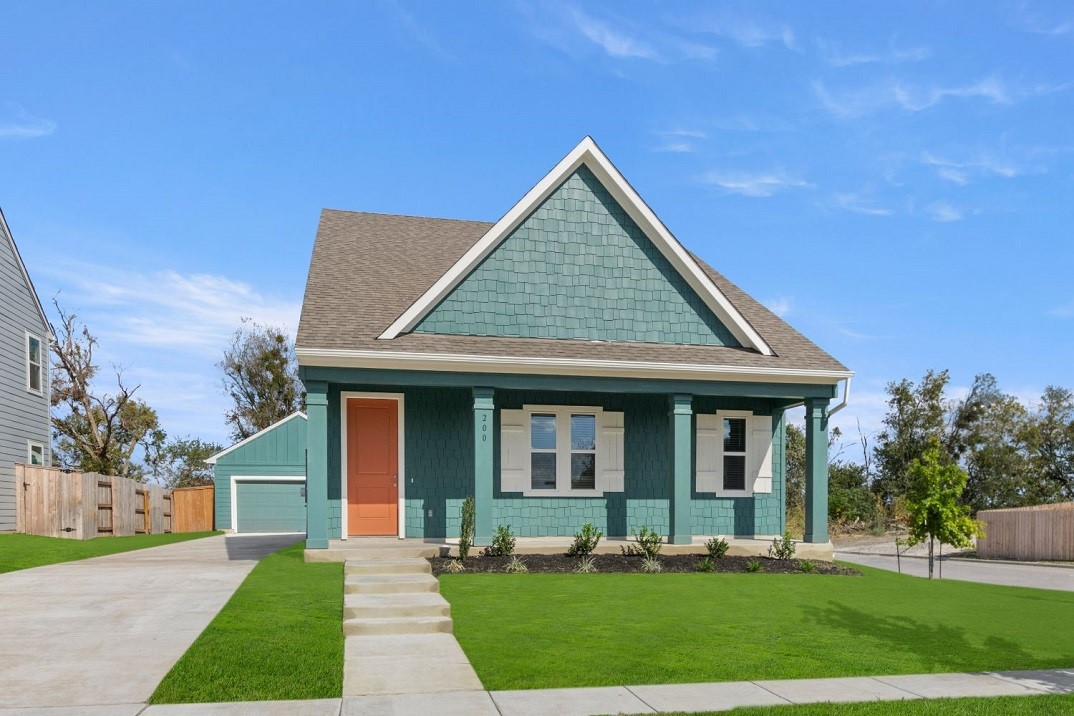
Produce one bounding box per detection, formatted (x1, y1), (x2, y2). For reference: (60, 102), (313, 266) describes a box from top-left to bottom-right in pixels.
(234, 478), (307, 533)
(207, 412), (309, 534)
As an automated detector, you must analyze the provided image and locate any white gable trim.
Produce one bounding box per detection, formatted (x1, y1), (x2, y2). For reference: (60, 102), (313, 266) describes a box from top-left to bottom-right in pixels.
(376, 137), (774, 356)
(206, 411), (308, 465)
(0, 207), (54, 338)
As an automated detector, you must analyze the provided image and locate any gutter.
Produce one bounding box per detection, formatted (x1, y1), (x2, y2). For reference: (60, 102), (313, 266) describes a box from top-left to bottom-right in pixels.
(827, 376), (852, 416)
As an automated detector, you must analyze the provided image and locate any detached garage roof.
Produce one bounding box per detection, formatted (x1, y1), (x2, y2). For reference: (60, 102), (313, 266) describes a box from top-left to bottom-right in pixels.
(206, 412), (307, 465)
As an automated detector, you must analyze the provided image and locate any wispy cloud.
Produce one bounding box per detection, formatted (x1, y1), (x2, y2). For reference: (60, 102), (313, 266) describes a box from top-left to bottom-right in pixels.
(383, 0), (454, 60)
(1015, 6), (1073, 36)
(813, 76), (1065, 118)
(566, 6), (661, 60)
(764, 297), (793, 317)
(44, 262), (301, 358)
(833, 192), (893, 216)
(926, 200), (965, 222)
(1048, 302), (1074, 318)
(652, 128), (707, 153)
(697, 170), (811, 197)
(820, 39), (930, 67)
(701, 18), (798, 50)
(0, 103), (56, 139)
(921, 151), (1030, 184)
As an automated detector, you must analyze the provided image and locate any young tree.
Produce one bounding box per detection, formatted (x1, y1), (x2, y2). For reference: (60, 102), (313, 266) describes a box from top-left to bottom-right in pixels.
(220, 319), (304, 441)
(904, 438), (982, 578)
(50, 302), (162, 479)
(872, 369), (952, 505)
(147, 437), (223, 488)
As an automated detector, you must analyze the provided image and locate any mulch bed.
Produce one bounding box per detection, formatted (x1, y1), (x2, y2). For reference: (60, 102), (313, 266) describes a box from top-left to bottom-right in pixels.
(429, 553), (860, 576)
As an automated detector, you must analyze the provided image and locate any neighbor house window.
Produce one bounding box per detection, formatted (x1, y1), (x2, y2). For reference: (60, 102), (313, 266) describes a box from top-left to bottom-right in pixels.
(27, 442), (44, 466)
(722, 417), (747, 491)
(26, 333), (42, 394)
(528, 408), (600, 493)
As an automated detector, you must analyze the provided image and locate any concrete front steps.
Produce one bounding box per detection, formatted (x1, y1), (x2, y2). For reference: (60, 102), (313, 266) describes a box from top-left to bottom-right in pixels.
(342, 554), (485, 696)
(343, 557), (452, 637)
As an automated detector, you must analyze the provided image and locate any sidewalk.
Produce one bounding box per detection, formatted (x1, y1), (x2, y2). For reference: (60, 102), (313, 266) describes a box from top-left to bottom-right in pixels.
(46, 665), (1072, 716)
(836, 552), (1074, 591)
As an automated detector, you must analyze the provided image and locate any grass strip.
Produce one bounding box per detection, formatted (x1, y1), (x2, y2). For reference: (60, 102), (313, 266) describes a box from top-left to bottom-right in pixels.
(150, 541), (343, 703)
(0, 531), (218, 574)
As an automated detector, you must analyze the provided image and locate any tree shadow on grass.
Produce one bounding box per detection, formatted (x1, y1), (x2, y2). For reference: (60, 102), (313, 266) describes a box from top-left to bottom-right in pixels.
(802, 601), (1045, 674)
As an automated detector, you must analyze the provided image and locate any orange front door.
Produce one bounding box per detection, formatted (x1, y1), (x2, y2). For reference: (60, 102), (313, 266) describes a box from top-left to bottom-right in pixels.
(347, 398), (398, 536)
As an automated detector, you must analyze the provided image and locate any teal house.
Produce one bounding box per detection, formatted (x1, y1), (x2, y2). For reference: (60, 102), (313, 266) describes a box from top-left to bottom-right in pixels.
(207, 412), (308, 534)
(296, 138), (850, 556)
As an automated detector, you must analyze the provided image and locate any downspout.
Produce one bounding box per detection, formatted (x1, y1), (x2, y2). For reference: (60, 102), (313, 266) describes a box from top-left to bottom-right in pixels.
(827, 376), (852, 416)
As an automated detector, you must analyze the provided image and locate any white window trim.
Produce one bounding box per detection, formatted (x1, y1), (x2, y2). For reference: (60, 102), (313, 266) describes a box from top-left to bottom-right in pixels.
(230, 475), (307, 533)
(713, 410), (754, 498)
(340, 392), (406, 540)
(521, 404), (604, 497)
(26, 331), (43, 396)
(27, 440), (45, 466)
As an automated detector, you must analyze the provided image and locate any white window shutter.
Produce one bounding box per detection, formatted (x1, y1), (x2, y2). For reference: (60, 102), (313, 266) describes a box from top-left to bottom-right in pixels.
(696, 414), (721, 493)
(750, 415), (774, 493)
(598, 411), (625, 492)
(500, 410), (528, 493)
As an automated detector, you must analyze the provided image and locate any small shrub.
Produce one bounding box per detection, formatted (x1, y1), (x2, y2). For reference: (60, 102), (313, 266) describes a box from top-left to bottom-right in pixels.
(695, 557), (715, 572)
(746, 559), (764, 573)
(769, 531), (796, 560)
(799, 559), (816, 573)
(447, 559), (466, 573)
(504, 556), (528, 573)
(640, 555), (662, 573)
(486, 524), (516, 557)
(632, 526), (663, 558)
(706, 537), (730, 559)
(568, 523), (602, 556)
(574, 555), (598, 573)
(458, 496), (475, 561)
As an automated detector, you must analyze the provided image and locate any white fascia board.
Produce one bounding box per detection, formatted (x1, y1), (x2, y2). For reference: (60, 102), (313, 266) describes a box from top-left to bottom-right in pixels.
(206, 411), (308, 465)
(297, 348), (852, 386)
(376, 137), (773, 356)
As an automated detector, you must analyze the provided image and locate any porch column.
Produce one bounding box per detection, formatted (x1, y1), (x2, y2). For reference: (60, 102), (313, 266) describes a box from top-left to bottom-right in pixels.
(305, 381), (330, 549)
(804, 398), (829, 544)
(473, 387), (495, 546)
(668, 394), (693, 545)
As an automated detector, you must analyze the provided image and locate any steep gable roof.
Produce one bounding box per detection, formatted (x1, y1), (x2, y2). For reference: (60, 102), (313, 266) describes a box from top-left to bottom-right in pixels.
(379, 137), (773, 355)
(0, 207), (53, 338)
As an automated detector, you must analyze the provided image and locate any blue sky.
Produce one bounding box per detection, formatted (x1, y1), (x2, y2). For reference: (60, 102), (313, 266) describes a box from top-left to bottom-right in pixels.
(2, 1), (1072, 453)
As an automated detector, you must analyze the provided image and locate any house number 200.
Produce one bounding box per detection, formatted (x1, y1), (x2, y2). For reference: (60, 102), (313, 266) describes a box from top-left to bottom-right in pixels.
(482, 413), (487, 441)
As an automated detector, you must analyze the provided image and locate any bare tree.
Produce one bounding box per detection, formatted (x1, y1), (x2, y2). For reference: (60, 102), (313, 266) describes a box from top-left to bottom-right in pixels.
(50, 301), (161, 478)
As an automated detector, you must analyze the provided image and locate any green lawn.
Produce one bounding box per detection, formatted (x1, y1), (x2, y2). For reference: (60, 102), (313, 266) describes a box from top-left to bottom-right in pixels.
(440, 565), (1074, 691)
(644, 693), (1074, 715)
(0, 531), (219, 574)
(150, 541), (343, 703)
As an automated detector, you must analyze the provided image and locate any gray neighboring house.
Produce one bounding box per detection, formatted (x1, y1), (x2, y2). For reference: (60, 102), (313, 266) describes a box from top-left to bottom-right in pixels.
(0, 208), (53, 532)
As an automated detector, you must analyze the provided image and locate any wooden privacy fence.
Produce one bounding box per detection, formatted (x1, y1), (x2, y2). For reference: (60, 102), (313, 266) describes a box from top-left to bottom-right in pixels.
(977, 502), (1074, 561)
(172, 485), (215, 533)
(14, 464), (214, 539)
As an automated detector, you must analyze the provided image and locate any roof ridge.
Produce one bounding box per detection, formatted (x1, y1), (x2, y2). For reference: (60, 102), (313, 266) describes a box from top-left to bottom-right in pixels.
(321, 208), (494, 226)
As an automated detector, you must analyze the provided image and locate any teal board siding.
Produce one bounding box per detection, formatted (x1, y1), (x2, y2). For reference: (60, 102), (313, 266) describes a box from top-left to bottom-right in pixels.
(320, 380), (786, 539)
(212, 415), (308, 531)
(235, 480), (307, 533)
(414, 165), (740, 347)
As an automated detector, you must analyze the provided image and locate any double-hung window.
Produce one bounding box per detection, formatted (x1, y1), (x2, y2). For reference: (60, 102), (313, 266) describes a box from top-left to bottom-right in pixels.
(26, 333), (43, 395)
(722, 416), (747, 491)
(527, 407), (599, 494)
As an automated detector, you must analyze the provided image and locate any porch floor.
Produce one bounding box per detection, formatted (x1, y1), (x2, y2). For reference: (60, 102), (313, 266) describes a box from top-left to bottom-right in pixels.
(306, 536), (834, 563)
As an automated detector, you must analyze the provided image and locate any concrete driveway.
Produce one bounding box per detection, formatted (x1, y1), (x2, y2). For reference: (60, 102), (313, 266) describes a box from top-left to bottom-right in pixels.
(0, 533), (301, 710)
(837, 553), (1074, 592)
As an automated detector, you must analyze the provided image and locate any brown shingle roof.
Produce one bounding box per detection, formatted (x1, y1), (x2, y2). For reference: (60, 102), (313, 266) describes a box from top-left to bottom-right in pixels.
(296, 209), (848, 374)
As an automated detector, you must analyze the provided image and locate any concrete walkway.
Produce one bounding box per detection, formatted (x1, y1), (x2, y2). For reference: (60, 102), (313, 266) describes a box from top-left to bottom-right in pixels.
(0, 533), (300, 710)
(341, 550), (483, 697)
(836, 552), (1074, 591)
(96, 666), (1073, 715)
